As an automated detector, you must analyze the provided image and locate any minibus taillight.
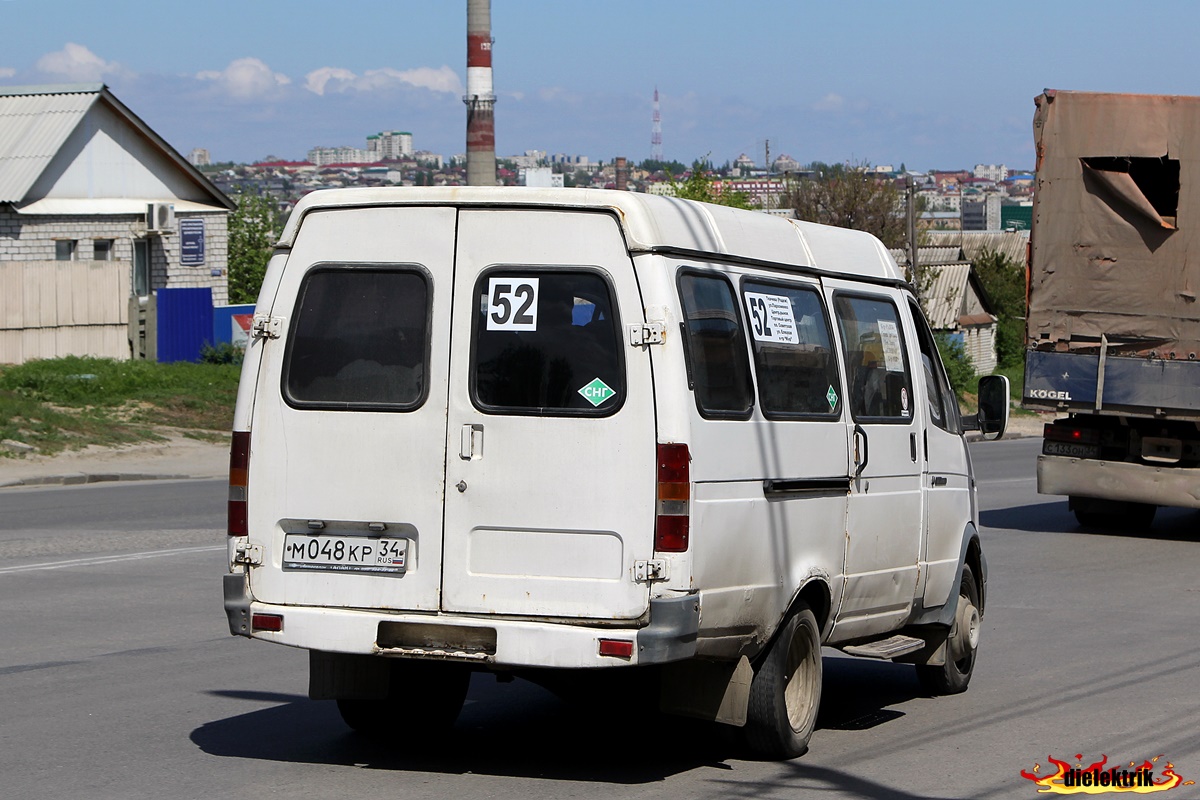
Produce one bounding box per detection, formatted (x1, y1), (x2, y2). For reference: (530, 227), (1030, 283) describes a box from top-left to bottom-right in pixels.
(228, 431), (250, 536)
(655, 443), (690, 552)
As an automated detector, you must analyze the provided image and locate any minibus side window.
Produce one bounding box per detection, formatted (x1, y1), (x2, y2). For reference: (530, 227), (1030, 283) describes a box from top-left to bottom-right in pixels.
(284, 267), (430, 410)
(833, 294), (914, 422)
(741, 280), (841, 418)
(908, 299), (962, 434)
(472, 270), (625, 416)
(677, 272), (754, 418)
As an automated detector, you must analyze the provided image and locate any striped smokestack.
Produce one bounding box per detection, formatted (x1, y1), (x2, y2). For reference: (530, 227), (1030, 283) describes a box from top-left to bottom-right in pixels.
(465, 0), (496, 186)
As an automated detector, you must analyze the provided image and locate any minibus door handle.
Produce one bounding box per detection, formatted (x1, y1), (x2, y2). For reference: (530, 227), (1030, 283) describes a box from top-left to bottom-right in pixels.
(853, 424), (869, 477)
(459, 424), (484, 460)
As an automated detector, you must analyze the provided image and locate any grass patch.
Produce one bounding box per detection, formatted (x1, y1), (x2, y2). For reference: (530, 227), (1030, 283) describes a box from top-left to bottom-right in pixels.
(0, 356), (239, 456)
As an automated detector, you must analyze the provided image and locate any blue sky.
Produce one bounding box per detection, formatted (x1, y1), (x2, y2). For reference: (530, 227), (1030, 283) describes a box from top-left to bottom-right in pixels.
(3, 0), (1198, 170)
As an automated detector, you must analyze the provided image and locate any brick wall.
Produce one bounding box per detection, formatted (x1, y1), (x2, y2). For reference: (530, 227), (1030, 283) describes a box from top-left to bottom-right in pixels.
(0, 209), (229, 305)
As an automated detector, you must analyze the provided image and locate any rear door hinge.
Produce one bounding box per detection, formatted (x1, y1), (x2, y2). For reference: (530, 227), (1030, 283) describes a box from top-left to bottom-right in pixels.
(234, 540), (264, 566)
(633, 559), (669, 582)
(627, 322), (666, 347)
(252, 314), (283, 340)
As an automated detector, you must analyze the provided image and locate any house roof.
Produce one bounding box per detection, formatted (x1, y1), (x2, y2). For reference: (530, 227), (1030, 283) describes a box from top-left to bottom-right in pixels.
(887, 245), (963, 267)
(920, 262), (997, 329)
(925, 230), (1029, 265)
(0, 83), (233, 210)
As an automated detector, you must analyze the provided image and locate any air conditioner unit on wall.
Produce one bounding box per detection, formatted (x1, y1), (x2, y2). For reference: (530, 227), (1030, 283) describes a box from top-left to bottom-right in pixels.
(146, 202), (176, 235)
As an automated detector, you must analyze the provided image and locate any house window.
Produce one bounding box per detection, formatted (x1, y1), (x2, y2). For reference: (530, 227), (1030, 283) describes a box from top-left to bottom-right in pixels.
(133, 239), (150, 297)
(55, 240), (76, 261)
(94, 239), (114, 261)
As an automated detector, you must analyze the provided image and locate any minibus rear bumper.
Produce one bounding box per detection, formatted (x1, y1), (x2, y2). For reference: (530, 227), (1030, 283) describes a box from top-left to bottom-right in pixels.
(224, 573), (699, 668)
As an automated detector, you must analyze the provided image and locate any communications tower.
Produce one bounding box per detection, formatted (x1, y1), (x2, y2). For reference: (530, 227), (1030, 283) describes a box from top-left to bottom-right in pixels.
(651, 87), (662, 162)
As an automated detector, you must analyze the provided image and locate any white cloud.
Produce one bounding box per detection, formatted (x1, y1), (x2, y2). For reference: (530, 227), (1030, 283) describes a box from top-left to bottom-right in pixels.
(304, 67), (356, 96)
(812, 93), (845, 112)
(303, 65), (463, 96)
(811, 93), (869, 113)
(36, 43), (129, 82)
(536, 86), (583, 105)
(0, 67), (15, 79)
(196, 57), (290, 100)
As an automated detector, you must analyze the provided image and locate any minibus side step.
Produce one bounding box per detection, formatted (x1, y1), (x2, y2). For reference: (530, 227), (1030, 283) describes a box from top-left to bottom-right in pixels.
(841, 635), (925, 660)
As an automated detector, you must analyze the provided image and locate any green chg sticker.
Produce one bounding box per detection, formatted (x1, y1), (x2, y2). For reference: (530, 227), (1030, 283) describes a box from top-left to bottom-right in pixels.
(826, 385), (838, 411)
(579, 378), (615, 407)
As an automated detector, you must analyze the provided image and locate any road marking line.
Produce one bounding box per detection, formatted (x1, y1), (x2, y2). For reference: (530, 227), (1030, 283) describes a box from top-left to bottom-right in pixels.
(0, 545), (224, 574)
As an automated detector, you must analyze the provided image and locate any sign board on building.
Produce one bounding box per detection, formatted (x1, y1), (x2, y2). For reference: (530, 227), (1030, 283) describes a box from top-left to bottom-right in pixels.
(180, 218), (205, 265)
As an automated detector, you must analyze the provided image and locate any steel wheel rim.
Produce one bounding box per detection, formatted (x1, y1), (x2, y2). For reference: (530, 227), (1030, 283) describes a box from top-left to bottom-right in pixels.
(783, 623), (818, 732)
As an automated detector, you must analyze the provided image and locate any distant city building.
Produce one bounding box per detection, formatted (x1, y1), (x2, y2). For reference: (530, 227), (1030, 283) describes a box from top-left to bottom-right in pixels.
(722, 179), (787, 210)
(973, 163), (1008, 182)
(932, 170), (972, 188)
(188, 147), (211, 167)
(414, 150), (444, 169)
(733, 153), (756, 175)
(511, 150), (548, 169)
(772, 154), (803, 173)
(962, 194), (1003, 231)
(1001, 201), (1033, 232)
(520, 167), (563, 188)
(307, 146), (374, 167)
(367, 131), (413, 160)
(550, 153), (596, 172)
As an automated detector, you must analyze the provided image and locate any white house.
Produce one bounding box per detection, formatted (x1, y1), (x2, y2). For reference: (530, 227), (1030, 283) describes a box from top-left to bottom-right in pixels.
(0, 83), (235, 364)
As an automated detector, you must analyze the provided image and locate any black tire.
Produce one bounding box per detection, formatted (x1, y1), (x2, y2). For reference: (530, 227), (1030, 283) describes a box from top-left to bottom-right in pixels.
(1071, 496), (1156, 530)
(744, 605), (822, 760)
(916, 564), (980, 695)
(336, 660), (470, 739)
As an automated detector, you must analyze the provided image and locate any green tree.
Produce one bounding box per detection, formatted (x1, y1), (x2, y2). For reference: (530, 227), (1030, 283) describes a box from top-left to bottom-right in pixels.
(670, 159), (753, 209)
(639, 158), (687, 175)
(784, 161), (906, 248)
(972, 249), (1026, 368)
(936, 332), (977, 400)
(227, 192), (279, 305)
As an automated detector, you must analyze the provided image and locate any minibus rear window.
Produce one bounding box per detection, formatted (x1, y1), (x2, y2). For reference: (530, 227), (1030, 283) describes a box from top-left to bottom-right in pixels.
(283, 267), (430, 410)
(472, 270), (625, 416)
(742, 280), (841, 418)
(678, 272), (754, 419)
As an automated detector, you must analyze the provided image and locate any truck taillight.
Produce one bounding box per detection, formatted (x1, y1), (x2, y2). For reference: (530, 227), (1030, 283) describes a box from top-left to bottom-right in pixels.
(655, 443), (690, 552)
(228, 431), (250, 536)
(1044, 423), (1100, 445)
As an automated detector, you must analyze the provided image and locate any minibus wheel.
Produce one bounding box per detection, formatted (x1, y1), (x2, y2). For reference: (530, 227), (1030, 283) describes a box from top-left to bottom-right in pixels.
(336, 661), (470, 739)
(744, 603), (822, 760)
(916, 564), (980, 695)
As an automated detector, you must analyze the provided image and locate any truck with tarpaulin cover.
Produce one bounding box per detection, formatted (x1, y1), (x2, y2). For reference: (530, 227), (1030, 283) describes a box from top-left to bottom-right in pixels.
(1025, 89), (1200, 527)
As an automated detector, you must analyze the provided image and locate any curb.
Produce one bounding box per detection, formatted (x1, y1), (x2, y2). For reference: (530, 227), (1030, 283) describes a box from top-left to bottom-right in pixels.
(0, 472), (195, 489)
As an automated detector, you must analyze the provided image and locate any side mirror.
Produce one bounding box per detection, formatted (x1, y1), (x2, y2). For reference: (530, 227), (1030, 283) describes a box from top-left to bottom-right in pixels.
(974, 375), (1010, 439)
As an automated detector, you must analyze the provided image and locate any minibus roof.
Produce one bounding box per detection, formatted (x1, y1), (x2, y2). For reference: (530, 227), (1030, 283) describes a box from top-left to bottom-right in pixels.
(277, 187), (903, 283)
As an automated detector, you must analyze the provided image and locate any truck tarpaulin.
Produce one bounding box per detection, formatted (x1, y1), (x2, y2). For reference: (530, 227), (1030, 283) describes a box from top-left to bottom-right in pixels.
(1030, 90), (1200, 358)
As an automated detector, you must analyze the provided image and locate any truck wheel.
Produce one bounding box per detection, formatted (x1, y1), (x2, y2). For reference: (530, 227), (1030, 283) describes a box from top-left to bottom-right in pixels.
(744, 604), (822, 760)
(336, 661), (470, 738)
(916, 564), (980, 695)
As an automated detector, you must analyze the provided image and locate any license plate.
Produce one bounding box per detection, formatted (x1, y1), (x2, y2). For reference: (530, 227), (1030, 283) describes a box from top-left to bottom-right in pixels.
(1044, 441), (1101, 459)
(282, 534), (407, 574)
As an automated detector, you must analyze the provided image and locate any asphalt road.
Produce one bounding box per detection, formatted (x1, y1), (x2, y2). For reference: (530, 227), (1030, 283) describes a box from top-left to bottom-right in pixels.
(2, 438), (1198, 800)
